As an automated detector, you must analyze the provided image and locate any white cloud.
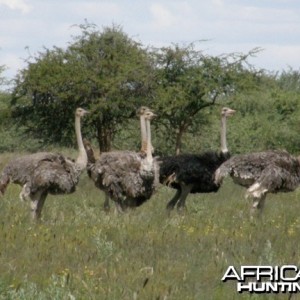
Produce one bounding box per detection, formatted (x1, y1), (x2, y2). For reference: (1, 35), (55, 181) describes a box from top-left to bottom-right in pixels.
(0, 0), (32, 14)
(70, 2), (121, 19)
(149, 3), (176, 29)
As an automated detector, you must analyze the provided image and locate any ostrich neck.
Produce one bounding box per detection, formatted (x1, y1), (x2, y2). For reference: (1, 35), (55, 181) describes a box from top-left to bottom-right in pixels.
(220, 115), (228, 154)
(140, 115), (147, 153)
(146, 118), (153, 164)
(75, 115), (87, 171)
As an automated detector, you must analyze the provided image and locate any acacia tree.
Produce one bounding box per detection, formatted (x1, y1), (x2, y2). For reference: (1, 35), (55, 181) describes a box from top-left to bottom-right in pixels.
(0, 65), (8, 90)
(151, 44), (261, 154)
(12, 23), (155, 151)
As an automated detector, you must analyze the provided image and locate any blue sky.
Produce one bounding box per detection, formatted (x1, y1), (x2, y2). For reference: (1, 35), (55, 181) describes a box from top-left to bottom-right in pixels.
(1, 0), (300, 85)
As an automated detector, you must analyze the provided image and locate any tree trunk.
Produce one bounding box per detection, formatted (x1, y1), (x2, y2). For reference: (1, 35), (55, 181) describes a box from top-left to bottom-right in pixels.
(97, 125), (112, 153)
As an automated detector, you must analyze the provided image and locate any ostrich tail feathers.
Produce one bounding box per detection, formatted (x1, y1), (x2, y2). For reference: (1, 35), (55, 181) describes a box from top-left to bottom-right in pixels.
(83, 138), (96, 164)
(214, 165), (229, 186)
(0, 175), (10, 196)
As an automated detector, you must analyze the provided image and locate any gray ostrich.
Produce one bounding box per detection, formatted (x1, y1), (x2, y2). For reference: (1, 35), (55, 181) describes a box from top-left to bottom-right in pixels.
(0, 108), (88, 219)
(84, 108), (159, 212)
(214, 150), (300, 215)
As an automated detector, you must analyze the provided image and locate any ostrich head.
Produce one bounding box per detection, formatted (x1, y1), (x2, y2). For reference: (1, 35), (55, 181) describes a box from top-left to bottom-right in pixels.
(144, 110), (156, 121)
(75, 107), (89, 117)
(136, 106), (153, 116)
(221, 107), (236, 117)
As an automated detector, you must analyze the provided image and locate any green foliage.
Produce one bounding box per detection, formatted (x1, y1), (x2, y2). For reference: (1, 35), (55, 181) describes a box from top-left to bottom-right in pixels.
(160, 69), (300, 156)
(0, 92), (41, 152)
(12, 23), (155, 150)
(10, 23), (264, 154)
(277, 67), (300, 92)
(151, 44), (261, 154)
(0, 64), (9, 90)
(227, 73), (300, 154)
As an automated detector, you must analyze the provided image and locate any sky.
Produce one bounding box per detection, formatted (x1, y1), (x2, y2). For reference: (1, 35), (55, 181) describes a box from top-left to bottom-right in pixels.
(1, 0), (300, 87)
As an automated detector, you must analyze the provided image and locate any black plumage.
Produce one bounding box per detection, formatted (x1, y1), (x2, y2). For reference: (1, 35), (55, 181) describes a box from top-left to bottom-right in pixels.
(160, 151), (230, 193)
(158, 107), (235, 212)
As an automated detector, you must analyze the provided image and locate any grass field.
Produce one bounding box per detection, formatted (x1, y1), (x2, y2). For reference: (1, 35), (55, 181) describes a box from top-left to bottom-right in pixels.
(0, 152), (300, 299)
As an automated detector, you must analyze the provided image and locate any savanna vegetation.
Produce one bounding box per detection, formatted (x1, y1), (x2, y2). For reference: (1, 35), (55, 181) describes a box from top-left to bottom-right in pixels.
(0, 23), (300, 299)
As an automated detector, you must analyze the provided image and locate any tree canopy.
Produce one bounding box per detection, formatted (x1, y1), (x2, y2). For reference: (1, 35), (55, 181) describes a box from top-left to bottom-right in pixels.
(150, 44), (261, 154)
(12, 23), (155, 151)
(7, 23), (300, 156)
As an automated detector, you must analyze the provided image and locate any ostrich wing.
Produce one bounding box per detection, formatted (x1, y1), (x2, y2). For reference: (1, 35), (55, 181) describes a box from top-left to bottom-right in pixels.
(0, 152), (68, 186)
(255, 164), (300, 193)
(90, 150), (157, 203)
(28, 158), (79, 195)
(160, 152), (227, 192)
(215, 150), (300, 188)
(89, 151), (142, 195)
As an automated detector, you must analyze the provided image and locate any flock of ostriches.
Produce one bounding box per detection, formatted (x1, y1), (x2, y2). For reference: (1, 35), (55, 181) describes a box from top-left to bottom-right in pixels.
(1, 106), (300, 221)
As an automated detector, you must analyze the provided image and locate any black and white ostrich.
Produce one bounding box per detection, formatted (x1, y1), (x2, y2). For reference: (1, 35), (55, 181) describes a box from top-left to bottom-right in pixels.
(159, 107), (236, 212)
(84, 108), (159, 212)
(214, 150), (300, 214)
(0, 108), (88, 219)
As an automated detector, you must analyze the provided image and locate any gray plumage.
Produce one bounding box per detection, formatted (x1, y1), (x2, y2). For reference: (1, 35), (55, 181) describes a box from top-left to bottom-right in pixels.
(0, 152), (73, 197)
(84, 108), (159, 211)
(215, 150), (300, 213)
(0, 108), (88, 220)
(87, 150), (159, 209)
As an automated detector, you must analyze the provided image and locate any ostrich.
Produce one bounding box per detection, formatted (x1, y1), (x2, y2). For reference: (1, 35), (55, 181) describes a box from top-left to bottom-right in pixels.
(214, 150), (300, 215)
(0, 108), (88, 219)
(84, 108), (159, 212)
(159, 107), (236, 213)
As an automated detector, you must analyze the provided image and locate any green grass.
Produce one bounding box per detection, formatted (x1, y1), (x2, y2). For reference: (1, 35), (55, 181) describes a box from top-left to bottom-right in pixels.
(0, 153), (300, 299)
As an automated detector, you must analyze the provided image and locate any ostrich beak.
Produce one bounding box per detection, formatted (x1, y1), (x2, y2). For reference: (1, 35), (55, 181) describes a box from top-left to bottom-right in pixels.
(227, 108), (236, 116)
(149, 112), (157, 119)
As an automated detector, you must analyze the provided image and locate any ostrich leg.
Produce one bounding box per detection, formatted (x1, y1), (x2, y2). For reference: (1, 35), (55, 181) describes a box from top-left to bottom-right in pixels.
(250, 194), (267, 217)
(30, 191), (48, 220)
(20, 183), (30, 202)
(102, 192), (125, 214)
(166, 189), (182, 212)
(176, 184), (193, 212)
(103, 192), (110, 212)
(246, 181), (268, 217)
